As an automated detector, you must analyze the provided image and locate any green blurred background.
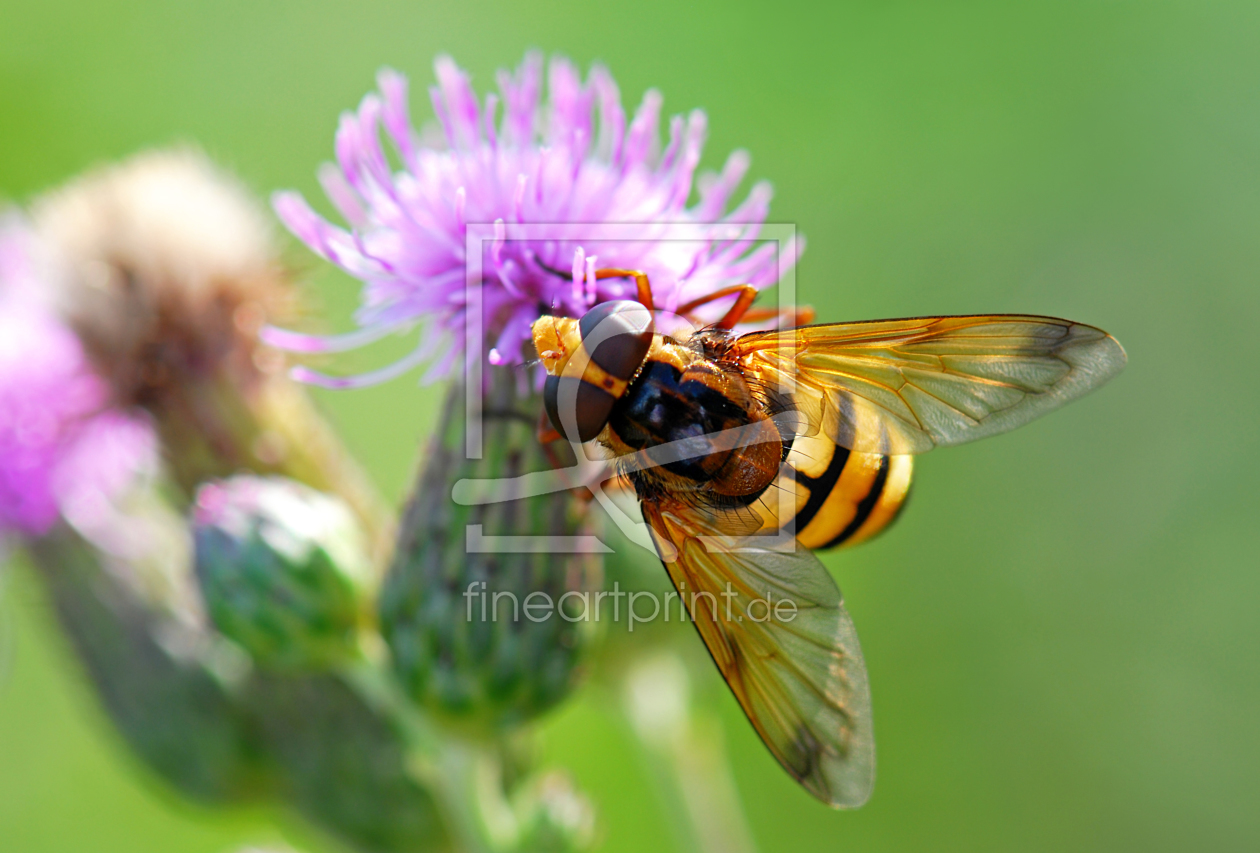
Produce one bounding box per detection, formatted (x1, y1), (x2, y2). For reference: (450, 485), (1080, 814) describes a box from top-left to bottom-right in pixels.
(2, 1), (1258, 850)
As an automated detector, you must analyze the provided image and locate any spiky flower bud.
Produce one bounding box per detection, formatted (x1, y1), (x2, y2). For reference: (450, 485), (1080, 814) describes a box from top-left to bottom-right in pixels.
(193, 476), (374, 670)
(380, 373), (602, 728)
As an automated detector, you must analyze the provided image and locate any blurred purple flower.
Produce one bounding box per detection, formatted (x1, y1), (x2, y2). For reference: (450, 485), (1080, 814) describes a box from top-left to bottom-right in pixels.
(0, 214), (154, 538)
(268, 52), (801, 387)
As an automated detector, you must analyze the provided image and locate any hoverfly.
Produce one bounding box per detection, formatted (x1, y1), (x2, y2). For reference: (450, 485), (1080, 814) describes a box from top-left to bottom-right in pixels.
(531, 268), (1126, 808)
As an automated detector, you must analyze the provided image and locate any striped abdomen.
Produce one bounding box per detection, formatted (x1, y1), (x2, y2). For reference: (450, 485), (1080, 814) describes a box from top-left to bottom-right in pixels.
(598, 335), (912, 547)
(751, 433), (914, 549)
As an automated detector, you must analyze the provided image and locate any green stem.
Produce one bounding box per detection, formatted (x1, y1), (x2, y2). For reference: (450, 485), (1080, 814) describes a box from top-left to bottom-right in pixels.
(622, 653), (759, 853)
(340, 654), (507, 853)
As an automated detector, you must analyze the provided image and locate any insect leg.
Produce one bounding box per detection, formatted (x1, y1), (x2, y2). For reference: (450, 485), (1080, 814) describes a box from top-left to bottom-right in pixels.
(535, 409), (600, 501)
(676, 284), (759, 329)
(594, 268), (654, 312)
(738, 305), (817, 327)
(536, 407), (564, 446)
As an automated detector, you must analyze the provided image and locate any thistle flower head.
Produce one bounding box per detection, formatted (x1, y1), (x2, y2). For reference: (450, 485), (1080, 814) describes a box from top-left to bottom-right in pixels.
(270, 52), (801, 387)
(0, 214), (154, 537)
(27, 150), (383, 508)
(33, 148), (291, 410)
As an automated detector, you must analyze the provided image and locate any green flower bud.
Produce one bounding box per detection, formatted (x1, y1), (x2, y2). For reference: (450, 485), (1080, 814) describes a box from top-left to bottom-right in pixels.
(193, 476), (374, 670)
(29, 525), (271, 804)
(380, 372), (602, 729)
(244, 671), (451, 853)
(510, 772), (597, 853)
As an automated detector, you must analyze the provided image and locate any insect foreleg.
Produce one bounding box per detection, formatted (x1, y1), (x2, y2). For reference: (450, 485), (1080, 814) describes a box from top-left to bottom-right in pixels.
(594, 267), (655, 312)
(676, 284), (759, 329)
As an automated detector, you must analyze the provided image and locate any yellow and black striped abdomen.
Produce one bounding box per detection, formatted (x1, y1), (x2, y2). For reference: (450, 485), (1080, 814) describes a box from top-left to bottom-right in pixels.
(752, 433), (913, 550)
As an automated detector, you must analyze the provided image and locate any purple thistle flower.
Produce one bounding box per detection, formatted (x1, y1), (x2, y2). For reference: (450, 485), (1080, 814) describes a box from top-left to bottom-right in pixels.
(268, 53), (802, 387)
(0, 214), (154, 538)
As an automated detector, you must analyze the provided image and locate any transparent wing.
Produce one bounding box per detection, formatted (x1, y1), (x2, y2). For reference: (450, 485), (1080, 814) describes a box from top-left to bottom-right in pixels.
(642, 500), (875, 808)
(733, 314), (1126, 455)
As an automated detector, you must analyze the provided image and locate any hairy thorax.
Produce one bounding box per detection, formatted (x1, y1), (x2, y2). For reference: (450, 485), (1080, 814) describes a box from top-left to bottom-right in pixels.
(603, 336), (786, 502)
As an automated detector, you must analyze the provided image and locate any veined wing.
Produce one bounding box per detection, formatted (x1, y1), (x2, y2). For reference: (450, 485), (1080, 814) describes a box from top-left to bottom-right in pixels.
(642, 500), (875, 807)
(733, 314), (1126, 455)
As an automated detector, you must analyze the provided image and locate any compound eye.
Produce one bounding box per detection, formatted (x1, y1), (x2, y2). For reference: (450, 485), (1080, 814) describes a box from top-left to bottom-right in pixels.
(578, 300), (654, 382)
(543, 374), (616, 443)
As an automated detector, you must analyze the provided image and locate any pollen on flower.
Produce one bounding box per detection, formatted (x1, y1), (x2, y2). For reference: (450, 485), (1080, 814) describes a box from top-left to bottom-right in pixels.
(268, 52), (803, 388)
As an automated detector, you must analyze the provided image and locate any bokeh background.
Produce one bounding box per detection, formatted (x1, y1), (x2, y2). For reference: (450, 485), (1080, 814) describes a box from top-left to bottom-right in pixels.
(2, 1), (1258, 851)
